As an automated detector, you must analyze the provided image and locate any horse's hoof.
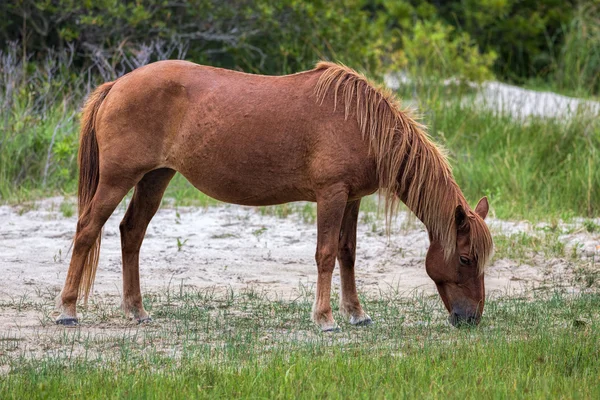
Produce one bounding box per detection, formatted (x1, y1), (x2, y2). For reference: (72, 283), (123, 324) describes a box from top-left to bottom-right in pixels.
(321, 325), (341, 333)
(137, 316), (153, 324)
(56, 317), (79, 326)
(350, 315), (373, 326)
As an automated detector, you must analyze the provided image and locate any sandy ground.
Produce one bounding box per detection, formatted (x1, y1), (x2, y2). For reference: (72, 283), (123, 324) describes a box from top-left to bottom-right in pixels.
(474, 81), (600, 119)
(0, 197), (598, 362)
(1, 197), (598, 307)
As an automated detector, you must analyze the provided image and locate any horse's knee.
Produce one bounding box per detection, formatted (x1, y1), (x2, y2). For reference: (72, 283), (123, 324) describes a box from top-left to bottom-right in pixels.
(339, 241), (355, 254)
(119, 217), (145, 254)
(119, 217), (132, 236)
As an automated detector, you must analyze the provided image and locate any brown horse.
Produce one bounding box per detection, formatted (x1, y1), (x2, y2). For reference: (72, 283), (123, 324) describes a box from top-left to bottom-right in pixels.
(56, 61), (493, 331)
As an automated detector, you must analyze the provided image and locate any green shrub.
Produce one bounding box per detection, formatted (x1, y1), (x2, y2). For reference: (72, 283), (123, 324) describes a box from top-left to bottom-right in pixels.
(432, 0), (576, 83)
(1, 1), (386, 77)
(399, 20), (496, 84)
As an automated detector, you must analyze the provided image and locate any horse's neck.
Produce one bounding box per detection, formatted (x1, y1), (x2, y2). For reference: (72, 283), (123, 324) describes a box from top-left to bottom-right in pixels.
(396, 167), (466, 239)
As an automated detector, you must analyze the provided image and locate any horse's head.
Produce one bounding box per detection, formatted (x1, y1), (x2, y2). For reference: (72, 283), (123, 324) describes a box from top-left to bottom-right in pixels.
(425, 197), (492, 327)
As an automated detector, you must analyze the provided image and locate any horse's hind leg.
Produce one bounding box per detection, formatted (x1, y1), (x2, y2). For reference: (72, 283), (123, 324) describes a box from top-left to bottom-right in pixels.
(337, 199), (372, 326)
(119, 168), (176, 322)
(57, 178), (138, 325)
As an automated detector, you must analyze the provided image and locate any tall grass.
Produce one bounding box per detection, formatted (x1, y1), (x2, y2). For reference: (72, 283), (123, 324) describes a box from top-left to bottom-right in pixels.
(411, 86), (600, 220)
(0, 44), (84, 199)
(0, 41), (187, 200)
(552, 2), (600, 97)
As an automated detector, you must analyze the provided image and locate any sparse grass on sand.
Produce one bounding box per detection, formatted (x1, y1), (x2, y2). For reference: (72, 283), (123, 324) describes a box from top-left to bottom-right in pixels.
(0, 287), (599, 399)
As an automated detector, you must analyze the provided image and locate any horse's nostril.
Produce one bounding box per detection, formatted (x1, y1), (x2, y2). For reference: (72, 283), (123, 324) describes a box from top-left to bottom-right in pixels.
(449, 310), (480, 328)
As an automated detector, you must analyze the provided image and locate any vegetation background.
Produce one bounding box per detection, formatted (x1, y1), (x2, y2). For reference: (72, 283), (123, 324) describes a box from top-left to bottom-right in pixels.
(0, 0), (599, 218)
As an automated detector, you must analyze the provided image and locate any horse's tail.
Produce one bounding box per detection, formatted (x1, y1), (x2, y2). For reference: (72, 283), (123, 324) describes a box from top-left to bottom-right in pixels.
(77, 81), (114, 304)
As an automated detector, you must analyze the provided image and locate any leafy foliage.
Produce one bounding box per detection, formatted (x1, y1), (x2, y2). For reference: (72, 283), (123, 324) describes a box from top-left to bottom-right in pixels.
(1, 0), (386, 76)
(2, 0), (592, 88)
(431, 0), (577, 83)
(400, 20), (496, 84)
(0, 0), (598, 219)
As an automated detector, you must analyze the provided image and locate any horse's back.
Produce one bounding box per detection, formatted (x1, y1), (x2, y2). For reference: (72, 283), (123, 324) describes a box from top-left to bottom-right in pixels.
(96, 60), (322, 153)
(93, 61), (375, 205)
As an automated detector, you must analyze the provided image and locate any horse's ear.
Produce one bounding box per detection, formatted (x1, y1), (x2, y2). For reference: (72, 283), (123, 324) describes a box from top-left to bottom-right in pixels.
(455, 204), (467, 230)
(474, 196), (489, 220)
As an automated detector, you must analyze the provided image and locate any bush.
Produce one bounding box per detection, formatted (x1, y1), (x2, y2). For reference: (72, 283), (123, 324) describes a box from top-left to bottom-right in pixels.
(432, 0), (576, 83)
(0, 1), (386, 76)
(399, 20), (496, 84)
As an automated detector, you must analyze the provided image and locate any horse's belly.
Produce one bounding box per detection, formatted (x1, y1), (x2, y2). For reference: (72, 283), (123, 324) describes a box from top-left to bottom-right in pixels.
(174, 153), (315, 206)
(182, 171), (314, 206)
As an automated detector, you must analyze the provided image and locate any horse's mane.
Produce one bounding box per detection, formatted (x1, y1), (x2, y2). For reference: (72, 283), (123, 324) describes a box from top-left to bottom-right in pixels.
(314, 61), (492, 271)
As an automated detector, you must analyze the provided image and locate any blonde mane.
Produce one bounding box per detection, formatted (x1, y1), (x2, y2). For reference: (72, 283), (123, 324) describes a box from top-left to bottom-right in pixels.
(314, 61), (493, 271)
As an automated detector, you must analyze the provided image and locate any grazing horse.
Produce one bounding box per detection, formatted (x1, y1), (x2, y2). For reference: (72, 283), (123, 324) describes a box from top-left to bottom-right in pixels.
(56, 61), (493, 331)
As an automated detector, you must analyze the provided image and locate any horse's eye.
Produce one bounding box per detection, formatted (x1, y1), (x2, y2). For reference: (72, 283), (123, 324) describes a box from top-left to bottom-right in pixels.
(459, 256), (471, 266)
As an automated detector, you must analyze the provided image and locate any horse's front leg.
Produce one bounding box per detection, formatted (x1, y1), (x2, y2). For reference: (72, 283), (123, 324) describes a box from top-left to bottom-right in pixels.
(313, 187), (348, 332)
(338, 199), (372, 326)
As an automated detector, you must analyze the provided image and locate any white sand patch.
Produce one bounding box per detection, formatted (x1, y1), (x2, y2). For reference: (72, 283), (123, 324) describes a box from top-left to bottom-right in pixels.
(475, 81), (600, 119)
(1, 197), (595, 309)
(384, 73), (600, 120)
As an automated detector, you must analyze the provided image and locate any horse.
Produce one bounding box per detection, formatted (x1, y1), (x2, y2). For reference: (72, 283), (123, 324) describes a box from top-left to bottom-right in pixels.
(56, 60), (493, 331)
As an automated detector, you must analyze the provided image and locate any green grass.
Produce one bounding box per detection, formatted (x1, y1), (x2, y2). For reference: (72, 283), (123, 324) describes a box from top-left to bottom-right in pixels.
(59, 199), (75, 218)
(162, 174), (221, 208)
(551, 3), (600, 98)
(5, 332), (600, 399)
(1, 289), (599, 398)
(0, 103), (79, 201)
(583, 219), (600, 233)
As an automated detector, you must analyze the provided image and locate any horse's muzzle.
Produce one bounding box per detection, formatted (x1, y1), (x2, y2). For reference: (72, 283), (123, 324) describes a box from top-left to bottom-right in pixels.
(448, 310), (480, 327)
